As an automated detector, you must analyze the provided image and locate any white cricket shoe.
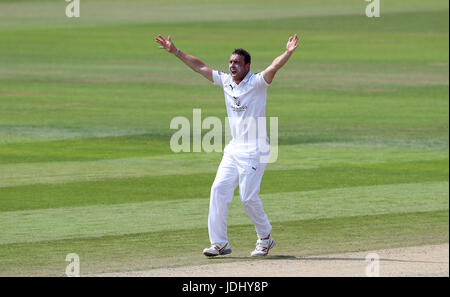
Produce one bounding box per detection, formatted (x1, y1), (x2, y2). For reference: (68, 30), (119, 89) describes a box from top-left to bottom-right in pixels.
(251, 235), (275, 257)
(203, 242), (232, 257)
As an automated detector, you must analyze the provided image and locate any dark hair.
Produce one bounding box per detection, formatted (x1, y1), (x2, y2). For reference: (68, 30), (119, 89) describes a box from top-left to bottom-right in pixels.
(232, 48), (251, 64)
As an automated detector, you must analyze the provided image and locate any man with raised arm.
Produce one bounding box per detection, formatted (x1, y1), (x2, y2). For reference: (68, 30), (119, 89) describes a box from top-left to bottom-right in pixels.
(155, 34), (299, 257)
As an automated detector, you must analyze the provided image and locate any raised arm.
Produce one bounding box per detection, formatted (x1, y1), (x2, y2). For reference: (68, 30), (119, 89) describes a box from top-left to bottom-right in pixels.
(155, 34), (213, 83)
(262, 34), (299, 85)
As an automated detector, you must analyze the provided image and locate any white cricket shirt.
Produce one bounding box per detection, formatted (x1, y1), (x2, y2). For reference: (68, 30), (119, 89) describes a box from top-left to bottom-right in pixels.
(212, 70), (271, 157)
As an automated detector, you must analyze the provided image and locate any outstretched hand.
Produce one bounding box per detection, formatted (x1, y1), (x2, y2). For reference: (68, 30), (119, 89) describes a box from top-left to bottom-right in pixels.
(155, 34), (176, 54)
(286, 34), (299, 54)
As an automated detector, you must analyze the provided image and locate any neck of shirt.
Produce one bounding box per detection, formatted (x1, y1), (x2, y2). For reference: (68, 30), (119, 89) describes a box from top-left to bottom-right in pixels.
(232, 71), (251, 86)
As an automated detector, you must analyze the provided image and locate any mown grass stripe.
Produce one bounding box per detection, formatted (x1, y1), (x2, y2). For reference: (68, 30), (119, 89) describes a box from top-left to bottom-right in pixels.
(0, 181), (447, 245)
(0, 144), (446, 187)
(0, 210), (447, 276)
(0, 134), (172, 164)
(0, 158), (447, 211)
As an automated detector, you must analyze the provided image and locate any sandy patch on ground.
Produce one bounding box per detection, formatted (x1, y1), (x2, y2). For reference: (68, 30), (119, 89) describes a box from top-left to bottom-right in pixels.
(94, 243), (448, 277)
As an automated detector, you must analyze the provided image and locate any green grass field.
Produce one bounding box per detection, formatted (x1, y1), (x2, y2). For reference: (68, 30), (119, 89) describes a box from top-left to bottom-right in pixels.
(0, 0), (448, 276)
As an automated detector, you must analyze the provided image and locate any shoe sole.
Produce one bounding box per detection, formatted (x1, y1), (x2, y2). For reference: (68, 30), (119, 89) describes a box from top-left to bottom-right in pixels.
(203, 249), (232, 257)
(251, 241), (275, 257)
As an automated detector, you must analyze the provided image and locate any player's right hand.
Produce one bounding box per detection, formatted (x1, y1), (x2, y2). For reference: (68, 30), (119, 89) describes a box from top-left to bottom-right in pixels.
(155, 34), (177, 54)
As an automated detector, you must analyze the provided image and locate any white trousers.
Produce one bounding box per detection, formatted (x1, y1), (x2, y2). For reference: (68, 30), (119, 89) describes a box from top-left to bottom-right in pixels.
(208, 151), (272, 245)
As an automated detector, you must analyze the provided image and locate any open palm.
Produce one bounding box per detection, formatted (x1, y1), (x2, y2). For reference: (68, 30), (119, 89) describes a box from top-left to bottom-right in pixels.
(155, 34), (176, 54)
(286, 34), (299, 54)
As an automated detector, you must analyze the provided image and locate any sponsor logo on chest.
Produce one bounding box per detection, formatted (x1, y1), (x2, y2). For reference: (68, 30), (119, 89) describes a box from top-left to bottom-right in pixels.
(228, 84), (249, 112)
(230, 96), (248, 112)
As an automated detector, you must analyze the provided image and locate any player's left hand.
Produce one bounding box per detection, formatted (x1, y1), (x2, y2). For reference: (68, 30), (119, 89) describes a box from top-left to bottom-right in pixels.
(286, 34), (299, 54)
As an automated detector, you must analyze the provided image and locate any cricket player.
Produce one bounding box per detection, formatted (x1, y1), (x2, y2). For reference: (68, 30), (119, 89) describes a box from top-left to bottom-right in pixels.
(155, 34), (299, 257)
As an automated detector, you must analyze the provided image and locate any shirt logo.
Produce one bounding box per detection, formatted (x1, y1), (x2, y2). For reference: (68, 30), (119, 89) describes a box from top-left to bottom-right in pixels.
(233, 96), (240, 106)
(231, 99), (247, 112)
(230, 96), (247, 112)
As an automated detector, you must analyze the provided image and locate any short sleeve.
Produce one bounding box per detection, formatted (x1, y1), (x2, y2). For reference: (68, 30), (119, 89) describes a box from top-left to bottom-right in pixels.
(255, 72), (271, 88)
(212, 70), (227, 87)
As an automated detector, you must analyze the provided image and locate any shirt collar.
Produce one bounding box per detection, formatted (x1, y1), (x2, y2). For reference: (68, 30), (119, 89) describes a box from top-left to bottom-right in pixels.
(231, 71), (252, 86)
(242, 70), (252, 84)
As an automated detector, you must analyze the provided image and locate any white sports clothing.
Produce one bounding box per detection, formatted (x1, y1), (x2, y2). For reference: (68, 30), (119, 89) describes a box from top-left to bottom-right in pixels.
(208, 70), (272, 246)
(251, 234), (276, 257)
(203, 242), (232, 257)
(212, 70), (271, 157)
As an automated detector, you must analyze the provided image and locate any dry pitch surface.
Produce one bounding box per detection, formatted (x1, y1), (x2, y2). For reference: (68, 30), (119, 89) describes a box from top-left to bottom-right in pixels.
(94, 244), (449, 277)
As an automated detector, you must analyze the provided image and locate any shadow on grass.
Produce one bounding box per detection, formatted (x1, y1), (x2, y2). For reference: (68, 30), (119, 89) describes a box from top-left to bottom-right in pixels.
(208, 254), (447, 265)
